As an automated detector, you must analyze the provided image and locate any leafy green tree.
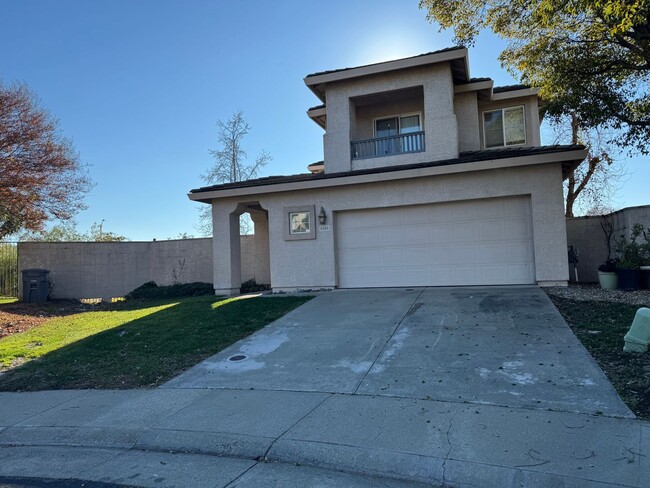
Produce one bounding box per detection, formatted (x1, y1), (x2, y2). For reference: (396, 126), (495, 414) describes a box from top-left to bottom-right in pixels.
(420, 0), (650, 153)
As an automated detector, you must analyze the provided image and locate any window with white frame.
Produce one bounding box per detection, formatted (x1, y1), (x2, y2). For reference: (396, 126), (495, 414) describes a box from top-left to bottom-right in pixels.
(483, 106), (526, 148)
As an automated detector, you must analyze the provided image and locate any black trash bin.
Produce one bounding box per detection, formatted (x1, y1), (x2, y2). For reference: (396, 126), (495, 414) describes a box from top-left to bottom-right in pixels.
(22, 269), (49, 303)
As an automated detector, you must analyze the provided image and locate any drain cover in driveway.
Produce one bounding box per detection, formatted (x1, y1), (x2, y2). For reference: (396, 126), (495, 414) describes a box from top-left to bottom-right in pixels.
(228, 355), (247, 362)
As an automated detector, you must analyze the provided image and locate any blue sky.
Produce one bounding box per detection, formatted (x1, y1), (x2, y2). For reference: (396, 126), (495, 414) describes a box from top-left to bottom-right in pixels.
(1, 1), (647, 240)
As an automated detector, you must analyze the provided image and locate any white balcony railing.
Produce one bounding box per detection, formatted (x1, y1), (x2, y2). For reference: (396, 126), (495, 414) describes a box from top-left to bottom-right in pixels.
(351, 131), (425, 160)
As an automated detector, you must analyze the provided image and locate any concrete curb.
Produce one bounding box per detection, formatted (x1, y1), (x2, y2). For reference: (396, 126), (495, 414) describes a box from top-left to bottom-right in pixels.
(1, 394), (647, 488)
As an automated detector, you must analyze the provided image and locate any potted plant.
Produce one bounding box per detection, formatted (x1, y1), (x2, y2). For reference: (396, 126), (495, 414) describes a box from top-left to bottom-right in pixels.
(615, 223), (646, 291)
(597, 258), (618, 290)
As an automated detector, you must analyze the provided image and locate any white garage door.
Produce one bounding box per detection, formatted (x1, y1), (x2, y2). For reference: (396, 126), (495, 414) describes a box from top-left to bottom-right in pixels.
(336, 196), (535, 287)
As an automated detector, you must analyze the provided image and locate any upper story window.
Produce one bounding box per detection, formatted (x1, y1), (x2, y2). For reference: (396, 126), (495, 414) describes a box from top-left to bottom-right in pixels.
(375, 114), (421, 138)
(483, 106), (525, 148)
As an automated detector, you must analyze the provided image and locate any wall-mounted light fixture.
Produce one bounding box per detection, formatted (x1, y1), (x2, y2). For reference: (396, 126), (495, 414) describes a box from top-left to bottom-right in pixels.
(318, 207), (327, 225)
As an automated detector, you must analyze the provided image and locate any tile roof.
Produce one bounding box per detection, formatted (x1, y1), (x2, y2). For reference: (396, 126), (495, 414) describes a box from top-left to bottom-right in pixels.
(305, 46), (466, 79)
(190, 145), (584, 194)
(461, 77), (492, 84)
(493, 84), (531, 93)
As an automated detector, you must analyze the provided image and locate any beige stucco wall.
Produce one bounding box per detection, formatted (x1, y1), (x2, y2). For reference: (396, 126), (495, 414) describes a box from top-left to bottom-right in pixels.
(565, 217), (609, 283)
(18, 237), (256, 300)
(454, 91), (481, 152)
(324, 64), (458, 174)
(478, 95), (541, 149)
(211, 162), (569, 293)
(566, 205), (650, 282)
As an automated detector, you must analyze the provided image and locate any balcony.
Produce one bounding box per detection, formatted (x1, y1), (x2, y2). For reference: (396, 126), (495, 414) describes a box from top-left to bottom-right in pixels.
(351, 131), (425, 160)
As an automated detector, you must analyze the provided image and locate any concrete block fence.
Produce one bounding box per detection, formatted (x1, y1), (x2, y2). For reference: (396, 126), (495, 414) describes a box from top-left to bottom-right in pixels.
(566, 205), (650, 282)
(18, 237), (256, 300)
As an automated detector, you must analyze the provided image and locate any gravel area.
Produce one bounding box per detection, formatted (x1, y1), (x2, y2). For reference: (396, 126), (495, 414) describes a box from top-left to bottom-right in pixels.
(544, 283), (650, 306)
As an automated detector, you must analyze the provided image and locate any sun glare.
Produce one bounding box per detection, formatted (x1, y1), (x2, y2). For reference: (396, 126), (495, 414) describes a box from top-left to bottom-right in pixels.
(352, 34), (435, 66)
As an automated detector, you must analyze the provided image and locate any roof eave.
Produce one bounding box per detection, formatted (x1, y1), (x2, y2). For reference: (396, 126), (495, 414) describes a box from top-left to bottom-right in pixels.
(307, 106), (327, 129)
(189, 147), (587, 203)
(304, 48), (469, 89)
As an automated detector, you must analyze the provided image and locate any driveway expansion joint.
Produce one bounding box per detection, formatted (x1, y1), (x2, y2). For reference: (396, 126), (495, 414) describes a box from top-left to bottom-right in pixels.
(262, 393), (333, 461)
(352, 288), (425, 395)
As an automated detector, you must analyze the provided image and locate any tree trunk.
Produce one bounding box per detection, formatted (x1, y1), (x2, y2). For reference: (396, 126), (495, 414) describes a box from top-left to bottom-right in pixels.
(565, 113), (580, 217)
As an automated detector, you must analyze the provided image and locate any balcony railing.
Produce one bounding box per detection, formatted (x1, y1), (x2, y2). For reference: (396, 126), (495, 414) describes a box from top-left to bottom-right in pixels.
(351, 131), (425, 160)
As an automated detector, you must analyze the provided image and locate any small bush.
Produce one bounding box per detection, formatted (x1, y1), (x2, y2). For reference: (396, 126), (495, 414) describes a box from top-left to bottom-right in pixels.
(240, 279), (270, 293)
(126, 281), (214, 299)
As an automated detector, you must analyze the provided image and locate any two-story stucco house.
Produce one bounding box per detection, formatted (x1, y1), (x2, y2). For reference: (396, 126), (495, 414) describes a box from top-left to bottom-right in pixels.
(189, 47), (586, 295)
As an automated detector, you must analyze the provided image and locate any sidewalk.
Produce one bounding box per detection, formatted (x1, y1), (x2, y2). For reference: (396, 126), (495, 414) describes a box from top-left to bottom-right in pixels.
(1, 388), (647, 487)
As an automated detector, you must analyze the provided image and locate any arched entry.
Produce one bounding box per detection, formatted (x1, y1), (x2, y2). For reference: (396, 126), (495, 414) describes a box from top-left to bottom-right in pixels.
(212, 201), (270, 295)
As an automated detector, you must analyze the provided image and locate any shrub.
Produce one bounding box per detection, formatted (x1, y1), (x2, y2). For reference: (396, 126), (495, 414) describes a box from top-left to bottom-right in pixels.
(615, 224), (648, 269)
(126, 281), (214, 299)
(240, 279), (270, 294)
(598, 258), (618, 272)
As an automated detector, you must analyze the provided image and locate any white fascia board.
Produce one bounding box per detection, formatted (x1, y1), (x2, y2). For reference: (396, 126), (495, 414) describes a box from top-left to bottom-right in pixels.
(188, 149), (587, 203)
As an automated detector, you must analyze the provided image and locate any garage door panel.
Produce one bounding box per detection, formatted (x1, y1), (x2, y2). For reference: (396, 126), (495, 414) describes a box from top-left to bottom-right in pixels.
(478, 220), (506, 241)
(430, 244), (455, 264)
(506, 241), (533, 261)
(482, 265), (508, 283)
(430, 267), (453, 284)
(481, 243), (509, 263)
(382, 247), (406, 266)
(378, 227), (403, 246)
(428, 223), (454, 243)
(405, 246), (430, 266)
(336, 197), (535, 287)
(452, 222), (476, 240)
(507, 263), (535, 282)
(505, 218), (531, 238)
(453, 244), (481, 264)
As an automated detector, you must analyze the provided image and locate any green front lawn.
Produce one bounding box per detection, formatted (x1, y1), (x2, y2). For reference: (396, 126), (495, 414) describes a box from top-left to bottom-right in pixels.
(0, 297), (17, 305)
(0, 295), (312, 391)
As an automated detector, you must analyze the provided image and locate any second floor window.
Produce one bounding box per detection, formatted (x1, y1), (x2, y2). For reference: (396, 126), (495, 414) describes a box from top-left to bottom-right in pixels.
(483, 106), (526, 148)
(375, 114), (421, 138)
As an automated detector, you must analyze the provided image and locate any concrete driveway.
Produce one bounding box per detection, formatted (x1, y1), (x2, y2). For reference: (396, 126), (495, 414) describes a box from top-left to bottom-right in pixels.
(164, 286), (631, 417)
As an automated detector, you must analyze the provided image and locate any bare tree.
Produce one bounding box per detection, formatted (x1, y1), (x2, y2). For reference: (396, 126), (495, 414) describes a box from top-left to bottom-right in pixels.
(546, 113), (625, 217)
(0, 81), (92, 238)
(197, 111), (272, 236)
